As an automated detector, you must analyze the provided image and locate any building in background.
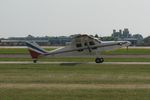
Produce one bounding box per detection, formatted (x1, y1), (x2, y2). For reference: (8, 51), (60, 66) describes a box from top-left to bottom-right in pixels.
(0, 35), (71, 46)
(111, 28), (143, 46)
(0, 29), (148, 46)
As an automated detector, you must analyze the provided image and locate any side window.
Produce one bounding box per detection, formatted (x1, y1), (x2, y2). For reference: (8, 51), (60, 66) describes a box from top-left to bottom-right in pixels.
(89, 41), (95, 45)
(76, 43), (82, 48)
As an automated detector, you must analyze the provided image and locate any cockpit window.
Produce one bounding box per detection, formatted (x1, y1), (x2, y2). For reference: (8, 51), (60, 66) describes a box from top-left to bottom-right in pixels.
(76, 43), (82, 47)
(89, 41), (95, 45)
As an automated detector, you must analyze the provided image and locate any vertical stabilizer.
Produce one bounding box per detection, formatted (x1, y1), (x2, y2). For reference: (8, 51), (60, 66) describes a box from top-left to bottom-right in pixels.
(26, 41), (48, 63)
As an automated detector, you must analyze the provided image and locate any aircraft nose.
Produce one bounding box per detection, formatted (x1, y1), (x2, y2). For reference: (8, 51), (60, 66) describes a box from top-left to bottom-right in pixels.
(126, 41), (131, 46)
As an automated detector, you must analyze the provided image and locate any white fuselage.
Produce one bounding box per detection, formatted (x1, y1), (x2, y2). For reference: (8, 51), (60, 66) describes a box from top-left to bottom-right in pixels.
(47, 35), (130, 57)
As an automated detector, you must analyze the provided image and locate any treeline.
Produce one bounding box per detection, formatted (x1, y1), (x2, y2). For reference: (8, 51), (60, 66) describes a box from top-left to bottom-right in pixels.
(0, 34), (150, 46)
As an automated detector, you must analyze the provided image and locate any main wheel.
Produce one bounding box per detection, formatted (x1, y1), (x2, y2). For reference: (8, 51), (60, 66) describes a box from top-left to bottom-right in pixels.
(95, 57), (104, 63)
(101, 57), (104, 62)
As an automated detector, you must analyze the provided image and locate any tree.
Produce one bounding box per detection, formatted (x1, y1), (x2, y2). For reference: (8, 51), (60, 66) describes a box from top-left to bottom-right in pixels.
(101, 36), (115, 41)
(132, 34), (143, 40)
(143, 36), (150, 46)
(95, 34), (99, 38)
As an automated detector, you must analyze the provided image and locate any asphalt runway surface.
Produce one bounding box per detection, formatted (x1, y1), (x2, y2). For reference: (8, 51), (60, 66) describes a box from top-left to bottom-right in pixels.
(0, 61), (150, 65)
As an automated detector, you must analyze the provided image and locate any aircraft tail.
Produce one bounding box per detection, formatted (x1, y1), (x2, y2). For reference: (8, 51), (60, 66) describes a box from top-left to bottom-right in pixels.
(26, 41), (49, 63)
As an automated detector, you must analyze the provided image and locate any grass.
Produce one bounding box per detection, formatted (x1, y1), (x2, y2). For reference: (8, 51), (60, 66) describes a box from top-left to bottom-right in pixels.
(0, 64), (150, 84)
(0, 48), (54, 54)
(1, 89), (150, 100)
(103, 48), (150, 55)
(0, 48), (150, 55)
(0, 64), (150, 100)
(0, 47), (150, 99)
(0, 57), (150, 62)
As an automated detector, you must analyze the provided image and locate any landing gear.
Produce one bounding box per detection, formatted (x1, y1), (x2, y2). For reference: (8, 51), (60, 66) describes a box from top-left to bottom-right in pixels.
(95, 57), (104, 63)
(33, 59), (37, 63)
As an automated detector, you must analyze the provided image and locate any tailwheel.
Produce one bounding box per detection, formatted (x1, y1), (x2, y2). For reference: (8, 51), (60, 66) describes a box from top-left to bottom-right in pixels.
(95, 57), (104, 63)
(33, 59), (37, 63)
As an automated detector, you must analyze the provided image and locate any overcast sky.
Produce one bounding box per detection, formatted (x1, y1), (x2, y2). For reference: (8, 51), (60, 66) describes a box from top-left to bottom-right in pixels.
(0, 0), (150, 38)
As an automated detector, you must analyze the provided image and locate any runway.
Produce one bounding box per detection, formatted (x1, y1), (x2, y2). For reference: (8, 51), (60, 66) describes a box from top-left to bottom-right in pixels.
(0, 61), (150, 65)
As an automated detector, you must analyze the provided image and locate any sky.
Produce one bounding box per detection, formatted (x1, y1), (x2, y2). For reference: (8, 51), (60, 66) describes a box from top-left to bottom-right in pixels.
(0, 0), (150, 38)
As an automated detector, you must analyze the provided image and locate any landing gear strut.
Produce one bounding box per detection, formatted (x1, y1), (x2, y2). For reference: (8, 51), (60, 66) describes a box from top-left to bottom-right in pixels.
(95, 57), (104, 63)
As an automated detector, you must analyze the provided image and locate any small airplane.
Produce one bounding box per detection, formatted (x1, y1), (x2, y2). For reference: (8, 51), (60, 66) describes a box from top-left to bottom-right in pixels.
(26, 34), (131, 63)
